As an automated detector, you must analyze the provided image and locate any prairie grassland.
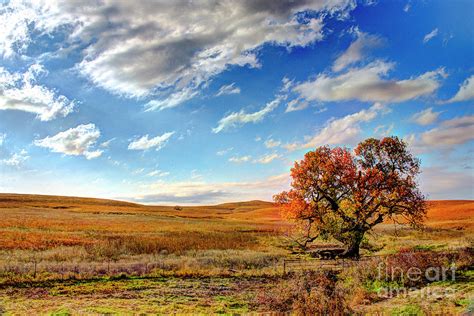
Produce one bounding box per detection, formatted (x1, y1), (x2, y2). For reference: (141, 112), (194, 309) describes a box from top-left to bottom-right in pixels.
(0, 194), (473, 314)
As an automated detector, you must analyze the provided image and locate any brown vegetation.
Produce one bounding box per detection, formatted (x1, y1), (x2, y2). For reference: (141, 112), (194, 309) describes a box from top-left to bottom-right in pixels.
(0, 193), (472, 314)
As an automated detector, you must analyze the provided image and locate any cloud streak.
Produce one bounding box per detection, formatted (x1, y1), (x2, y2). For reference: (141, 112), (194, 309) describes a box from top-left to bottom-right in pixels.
(228, 155), (252, 163)
(332, 29), (383, 72)
(213, 96), (282, 133)
(411, 107), (440, 125)
(128, 132), (174, 151)
(284, 103), (383, 150)
(423, 28), (438, 44)
(215, 83), (240, 96)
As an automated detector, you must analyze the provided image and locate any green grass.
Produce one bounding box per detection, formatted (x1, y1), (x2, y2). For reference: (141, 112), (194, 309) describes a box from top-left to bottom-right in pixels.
(391, 304), (424, 316)
(0, 276), (269, 314)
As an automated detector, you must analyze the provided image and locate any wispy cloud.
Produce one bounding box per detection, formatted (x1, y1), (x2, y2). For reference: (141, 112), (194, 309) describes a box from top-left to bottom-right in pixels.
(403, 2), (411, 12)
(411, 107), (440, 125)
(284, 103), (383, 150)
(264, 139), (281, 148)
(228, 155), (251, 163)
(215, 83), (240, 96)
(1, 149), (29, 167)
(254, 153), (280, 164)
(100, 138), (116, 148)
(423, 28), (439, 44)
(332, 29), (383, 72)
(285, 99), (309, 112)
(216, 147), (233, 156)
(145, 89), (198, 112)
(447, 75), (474, 103)
(147, 170), (170, 177)
(212, 96), (282, 133)
(128, 132), (174, 151)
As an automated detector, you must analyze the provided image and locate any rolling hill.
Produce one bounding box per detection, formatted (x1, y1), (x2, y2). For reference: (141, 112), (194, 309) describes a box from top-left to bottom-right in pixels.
(0, 193), (472, 227)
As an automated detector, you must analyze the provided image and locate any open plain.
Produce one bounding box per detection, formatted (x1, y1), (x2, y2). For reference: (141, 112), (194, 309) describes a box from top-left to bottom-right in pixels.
(0, 194), (472, 314)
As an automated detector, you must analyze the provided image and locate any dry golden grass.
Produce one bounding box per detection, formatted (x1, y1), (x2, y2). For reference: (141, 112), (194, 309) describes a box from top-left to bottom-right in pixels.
(0, 193), (472, 252)
(423, 200), (474, 230)
(0, 194), (285, 255)
(0, 194), (472, 314)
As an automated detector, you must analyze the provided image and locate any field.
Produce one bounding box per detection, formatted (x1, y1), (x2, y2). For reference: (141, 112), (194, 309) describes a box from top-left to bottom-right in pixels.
(0, 194), (473, 314)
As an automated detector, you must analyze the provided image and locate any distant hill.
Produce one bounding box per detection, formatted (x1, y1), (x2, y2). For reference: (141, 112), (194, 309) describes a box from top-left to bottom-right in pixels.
(0, 194), (472, 227)
(0, 193), (141, 208)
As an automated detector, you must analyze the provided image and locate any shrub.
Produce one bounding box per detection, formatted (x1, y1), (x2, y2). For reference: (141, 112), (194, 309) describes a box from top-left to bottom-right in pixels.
(255, 271), (353, 315)
(341, 248), (473, 295)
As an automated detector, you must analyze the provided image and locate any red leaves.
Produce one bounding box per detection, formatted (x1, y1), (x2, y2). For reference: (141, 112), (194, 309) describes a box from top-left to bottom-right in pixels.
(274, 136), (426, 247)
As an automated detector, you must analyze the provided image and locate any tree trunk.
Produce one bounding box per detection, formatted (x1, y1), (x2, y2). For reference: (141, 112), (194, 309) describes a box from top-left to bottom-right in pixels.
(342, 230), (365, 259)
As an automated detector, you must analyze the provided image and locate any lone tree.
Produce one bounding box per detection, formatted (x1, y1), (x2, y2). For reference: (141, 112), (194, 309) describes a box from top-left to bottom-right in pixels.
(274, 136), (426, 258)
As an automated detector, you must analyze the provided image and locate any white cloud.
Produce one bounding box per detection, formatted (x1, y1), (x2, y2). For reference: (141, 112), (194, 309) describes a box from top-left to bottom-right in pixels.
(0, 64), (74, 121)
(403, 3), (411, 12)
(228, 155), (252, 163)
(447, 75), (474, 103)
(190, 169), (203, 181)
(294, 61), (445, 103)
(423, 28), (438, 44)
(34, 124), (102, 159)
(411, 107), (440, 125)
(407, 115), (474, 154)
(1, 149), (29, 167)
(147, 170), (170, 177)
(373, 123), (394, 137)
(0, 1), (46, 58)
(420, 115), (474, 147)
(133, 168), (145, 175)
(1, 1), (356, 108)
(285, 98), (309, 112)
(285, 103), (383, 150)
(0, 133), (6, 146)
(215, 83), (241, 96)
(254, 153), (280, 164)
(100, 138), (115, 148)
(228, 152), (280, 164)
(332, 29), (383, 72)
(212, 96), (282, 133)
(264, 138), (281, 148)
(128, 132), (174, 151)
(216, 147), (233, 156)
(281, 77), (294, 92)
(145, 88), (198, 112)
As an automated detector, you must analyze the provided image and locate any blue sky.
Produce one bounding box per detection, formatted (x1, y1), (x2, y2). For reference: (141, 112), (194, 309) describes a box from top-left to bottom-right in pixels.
(0, 0), (473, 204)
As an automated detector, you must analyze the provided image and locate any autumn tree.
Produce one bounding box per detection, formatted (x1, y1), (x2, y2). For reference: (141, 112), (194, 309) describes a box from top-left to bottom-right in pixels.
(274, 136), (426, 258)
